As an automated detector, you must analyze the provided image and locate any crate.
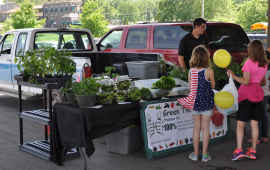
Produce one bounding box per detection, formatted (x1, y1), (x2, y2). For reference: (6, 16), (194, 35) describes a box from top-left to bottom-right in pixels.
(126, 61), (160, 80)
(106, 125), (144, 155)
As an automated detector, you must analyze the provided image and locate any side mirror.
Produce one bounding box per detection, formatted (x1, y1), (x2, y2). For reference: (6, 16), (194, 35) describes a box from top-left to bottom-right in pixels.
(96, 43), (101, 51)
(97, 43), (106, 51)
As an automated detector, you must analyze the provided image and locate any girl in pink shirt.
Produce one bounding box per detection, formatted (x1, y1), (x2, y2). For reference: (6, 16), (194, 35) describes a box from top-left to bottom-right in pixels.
(227, 40), (268, 161)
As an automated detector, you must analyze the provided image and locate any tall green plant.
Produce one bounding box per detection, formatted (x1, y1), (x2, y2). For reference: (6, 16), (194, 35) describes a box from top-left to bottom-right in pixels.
(169, 65), (189, 82)
(15, 47), (76, 84)
(73, 77), (101, 96)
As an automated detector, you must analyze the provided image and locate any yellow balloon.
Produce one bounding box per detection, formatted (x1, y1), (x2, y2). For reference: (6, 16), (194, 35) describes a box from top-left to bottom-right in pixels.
(213, 49), (231, 68)
(214, 91), (234, 109)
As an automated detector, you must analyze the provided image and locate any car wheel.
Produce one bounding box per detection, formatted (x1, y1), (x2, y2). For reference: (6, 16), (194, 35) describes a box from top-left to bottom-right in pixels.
(46, 89), (65, 108)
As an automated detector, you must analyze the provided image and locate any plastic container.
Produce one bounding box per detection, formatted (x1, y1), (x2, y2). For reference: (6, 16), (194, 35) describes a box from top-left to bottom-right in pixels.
(106, 125), (144, 154)
(112, 63), (129, 75)
(125, 61), (160, 80)
(134, 78), (190, 98)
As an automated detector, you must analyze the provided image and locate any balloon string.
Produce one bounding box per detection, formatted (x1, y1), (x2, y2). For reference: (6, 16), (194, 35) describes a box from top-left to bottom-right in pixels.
(225, 67), (228, 71)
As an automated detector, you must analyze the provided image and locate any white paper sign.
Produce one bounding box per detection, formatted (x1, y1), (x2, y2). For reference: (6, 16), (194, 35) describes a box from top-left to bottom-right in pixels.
(145, 101), (227, 153)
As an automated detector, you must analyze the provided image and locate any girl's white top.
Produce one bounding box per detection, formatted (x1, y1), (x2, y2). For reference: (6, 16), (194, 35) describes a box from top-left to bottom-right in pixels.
(262, 70), (270, 96)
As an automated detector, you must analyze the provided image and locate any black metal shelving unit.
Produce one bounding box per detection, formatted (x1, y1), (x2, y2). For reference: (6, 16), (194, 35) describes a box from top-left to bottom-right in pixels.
(17, 81), (80, 161)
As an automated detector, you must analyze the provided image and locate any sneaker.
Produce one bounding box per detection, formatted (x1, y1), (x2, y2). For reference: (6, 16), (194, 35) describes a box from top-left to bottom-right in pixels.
(231, 149), (245, 161)
(202, 152), (212, 162)
(189, 152), (198, 161)
(245, 148), (256, 159)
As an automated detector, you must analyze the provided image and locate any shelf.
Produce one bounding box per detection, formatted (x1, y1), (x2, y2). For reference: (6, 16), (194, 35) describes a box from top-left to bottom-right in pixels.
(19, 140), (80, 161)
(15, 75), (71, 89)
(18, 109), (51, 125)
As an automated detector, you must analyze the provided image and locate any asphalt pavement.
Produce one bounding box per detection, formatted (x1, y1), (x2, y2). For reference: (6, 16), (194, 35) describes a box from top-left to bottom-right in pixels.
(0, 93), (269, 170)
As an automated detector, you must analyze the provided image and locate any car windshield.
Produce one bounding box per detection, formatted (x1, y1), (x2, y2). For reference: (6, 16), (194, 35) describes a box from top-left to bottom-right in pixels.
(34, 31), (93, 51)
(207, 25), (250, 52)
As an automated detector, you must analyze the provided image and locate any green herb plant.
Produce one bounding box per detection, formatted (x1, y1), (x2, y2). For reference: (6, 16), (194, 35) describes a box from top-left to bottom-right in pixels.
(113, 91), (126, 103)
(140, 87), (151, 101)
(158, 58), (170, 73)
(169, 65), (189, 82)
(97, 93), (114, 104)
(15, 47), (76, 85)
(151, 76), (176, 89)
(102, 67), (116, 79)
(116, 80), (131, 90)
(227, 57), (243, 78)
(127, 89), (141, 101)
(73, 76), (101, 96)
(101, 84), (115, 92)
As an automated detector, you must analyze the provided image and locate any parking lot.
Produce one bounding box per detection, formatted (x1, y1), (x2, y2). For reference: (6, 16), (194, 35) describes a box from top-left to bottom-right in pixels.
(0, 93), (270, 170)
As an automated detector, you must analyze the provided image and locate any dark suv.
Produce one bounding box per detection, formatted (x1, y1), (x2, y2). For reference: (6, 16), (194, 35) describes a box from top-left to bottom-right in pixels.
(97, 22), (250, 66)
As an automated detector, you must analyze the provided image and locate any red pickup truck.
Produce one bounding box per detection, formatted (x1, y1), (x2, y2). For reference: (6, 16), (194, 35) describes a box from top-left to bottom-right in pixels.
(96, 22), (250, 66)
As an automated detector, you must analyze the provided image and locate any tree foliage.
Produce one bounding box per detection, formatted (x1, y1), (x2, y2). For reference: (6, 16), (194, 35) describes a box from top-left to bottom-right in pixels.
(9, 0), (45, 29)
(80, 0), (109, 37)
(235, 0), (268, 31)
(154, 0), (237, 22)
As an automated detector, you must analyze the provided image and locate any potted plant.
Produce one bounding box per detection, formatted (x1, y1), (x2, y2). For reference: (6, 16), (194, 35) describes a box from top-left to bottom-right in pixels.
(140, 87), (152, 101)
(59, 79), (78, 105)
(116, 80), (131, 90)
(100, 67), (117, 92)
(14, 47), (76, 85)
(113, 91), (126, 103)
(169, 64), (189, 83)
(73, 76), (101, 108)
(127, 88), (141, 102)
(97, 92), (114, 104)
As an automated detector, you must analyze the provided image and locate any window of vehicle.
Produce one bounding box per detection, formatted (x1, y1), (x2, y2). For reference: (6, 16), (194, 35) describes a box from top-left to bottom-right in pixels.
(0, 34), (14, 54)
(16, 33), (27, 56)
(100, 30), (123, 49)
(207, 25), (250, 52)
(153, 26), (191, 49)
(125, 28), (148, 48)
(34, 31), (92, 51)
(247, 34), (267, 50)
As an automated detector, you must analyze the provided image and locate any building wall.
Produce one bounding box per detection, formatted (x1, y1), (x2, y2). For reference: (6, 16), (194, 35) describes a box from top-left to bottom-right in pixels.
(43, 1), (82, 28)
(0, 3), (20, 22)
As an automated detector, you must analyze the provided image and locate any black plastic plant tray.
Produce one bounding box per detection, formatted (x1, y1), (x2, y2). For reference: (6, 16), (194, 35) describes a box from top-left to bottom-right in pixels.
(36, 77), (71, 85)
(20, 140), (52, 161)
(14, 75), (72, 85)
(14, 75), (30, 81)
(18, 109), (51, 125)
(20, 140), (80, 161)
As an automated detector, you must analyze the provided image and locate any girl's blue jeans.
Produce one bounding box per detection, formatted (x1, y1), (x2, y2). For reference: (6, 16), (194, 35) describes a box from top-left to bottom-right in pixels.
(258, 96), (270, 139)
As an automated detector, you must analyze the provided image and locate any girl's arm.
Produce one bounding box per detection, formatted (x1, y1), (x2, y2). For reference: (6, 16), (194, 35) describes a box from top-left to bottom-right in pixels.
(188, 70), (191, 89)
(260, 77), (266, 86)
(227, 70), (250, 85)
(206, 69), (215, 89)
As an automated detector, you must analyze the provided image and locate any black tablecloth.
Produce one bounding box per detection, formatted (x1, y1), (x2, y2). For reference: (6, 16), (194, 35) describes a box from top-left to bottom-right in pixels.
(52, 102), (140, 165)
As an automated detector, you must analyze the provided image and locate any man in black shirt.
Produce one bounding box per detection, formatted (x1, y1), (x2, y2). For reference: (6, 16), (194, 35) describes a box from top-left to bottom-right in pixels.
(178, 18), (208, 69)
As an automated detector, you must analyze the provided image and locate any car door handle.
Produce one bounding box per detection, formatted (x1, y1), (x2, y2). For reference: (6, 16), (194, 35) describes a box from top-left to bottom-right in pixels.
(6, 58), (11, 61)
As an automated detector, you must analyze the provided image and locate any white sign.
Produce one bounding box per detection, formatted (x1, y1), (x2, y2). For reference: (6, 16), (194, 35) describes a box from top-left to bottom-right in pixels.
(70, 13), (78, 17)
(145, 101), (227, 153)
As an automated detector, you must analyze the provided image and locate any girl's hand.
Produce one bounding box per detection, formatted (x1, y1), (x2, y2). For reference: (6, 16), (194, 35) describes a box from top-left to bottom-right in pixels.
(227, 70), (235, 78)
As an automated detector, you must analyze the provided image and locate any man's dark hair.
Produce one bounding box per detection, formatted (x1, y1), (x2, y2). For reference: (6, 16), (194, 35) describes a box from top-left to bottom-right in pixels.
(192, 18), (206, 29)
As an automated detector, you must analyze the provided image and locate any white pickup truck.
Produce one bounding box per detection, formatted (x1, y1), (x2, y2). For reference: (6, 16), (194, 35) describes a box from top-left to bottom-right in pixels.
(0, 28), (159, 104)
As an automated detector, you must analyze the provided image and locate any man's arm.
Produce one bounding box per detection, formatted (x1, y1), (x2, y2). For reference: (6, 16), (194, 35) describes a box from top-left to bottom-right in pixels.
(178, 55), (187, 69)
